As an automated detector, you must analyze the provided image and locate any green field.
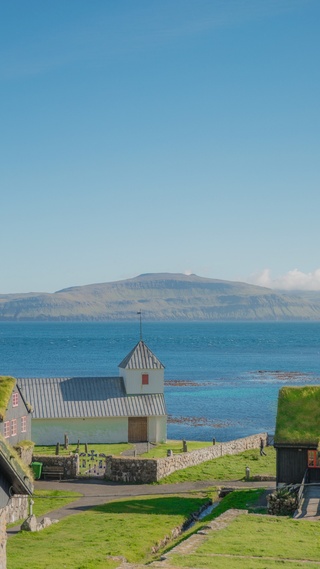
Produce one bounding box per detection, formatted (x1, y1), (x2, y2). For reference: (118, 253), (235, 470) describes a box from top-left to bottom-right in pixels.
(157, 446), (276, 484)
(34, 443), (133, 456)
(9, 488), (320, 569)
(7, 493), (210, 569)
(141, 439), (214, 458)
(171, 514), (320, 568)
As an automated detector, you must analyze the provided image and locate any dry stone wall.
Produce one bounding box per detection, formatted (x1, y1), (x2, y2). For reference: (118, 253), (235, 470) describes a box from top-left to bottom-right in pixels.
(32, 454), (79, 479)
(105, 433), (268, 483)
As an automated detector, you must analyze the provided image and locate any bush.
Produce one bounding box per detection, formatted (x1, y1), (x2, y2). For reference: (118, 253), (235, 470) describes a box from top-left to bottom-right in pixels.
(267, 486), (298, 516)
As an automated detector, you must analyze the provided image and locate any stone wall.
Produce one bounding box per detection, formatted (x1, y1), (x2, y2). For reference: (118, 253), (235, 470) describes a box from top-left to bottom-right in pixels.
(32, 454), (79, 479)
(0, 508), (6, 569)
(105, 455), (158, 484)
(6, 495), (29, 524)
(105, 433), (268, 483)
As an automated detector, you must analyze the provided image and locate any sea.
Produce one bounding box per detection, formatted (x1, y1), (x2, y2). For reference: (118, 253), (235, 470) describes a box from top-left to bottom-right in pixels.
(1, 321), (320, 442)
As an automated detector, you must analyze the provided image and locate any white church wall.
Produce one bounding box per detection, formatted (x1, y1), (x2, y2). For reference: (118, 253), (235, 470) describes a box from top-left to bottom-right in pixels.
(148, 416), (167, 443)
(32, 417), (128, 445)
(122, 368), (164, 395)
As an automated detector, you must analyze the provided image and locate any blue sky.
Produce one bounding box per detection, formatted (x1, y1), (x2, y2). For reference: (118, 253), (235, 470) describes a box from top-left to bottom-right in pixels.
(1, 0), (319, 293)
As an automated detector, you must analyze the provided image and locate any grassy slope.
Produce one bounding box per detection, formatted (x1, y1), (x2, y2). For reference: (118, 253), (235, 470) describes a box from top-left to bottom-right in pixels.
(9, 488), (320, 569)
(172, 514), (320, 568)
(7, 494), (209, 569)
(157, 446), (276, 484)
(7, 490), (82, 528)
(275, 385), (320, 445)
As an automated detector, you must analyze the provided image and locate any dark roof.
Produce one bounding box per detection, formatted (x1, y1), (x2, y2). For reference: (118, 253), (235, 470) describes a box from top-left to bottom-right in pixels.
(0, 438), (33, 495)
(275, 385), (320, 446)
(118, 340), (165, 370)
(18, 377), (166, 419)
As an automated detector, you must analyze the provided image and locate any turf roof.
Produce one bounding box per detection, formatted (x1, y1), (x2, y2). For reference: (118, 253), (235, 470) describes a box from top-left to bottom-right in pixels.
(275, 385), (320, 445)
(0, 376), (16, 421)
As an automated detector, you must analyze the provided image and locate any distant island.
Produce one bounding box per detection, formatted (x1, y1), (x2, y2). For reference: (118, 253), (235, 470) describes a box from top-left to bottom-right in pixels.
(1, 272), (320, 321)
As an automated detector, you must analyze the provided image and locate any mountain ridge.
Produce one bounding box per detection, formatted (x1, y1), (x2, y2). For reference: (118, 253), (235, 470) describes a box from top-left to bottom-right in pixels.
(1, 273), (320, 321)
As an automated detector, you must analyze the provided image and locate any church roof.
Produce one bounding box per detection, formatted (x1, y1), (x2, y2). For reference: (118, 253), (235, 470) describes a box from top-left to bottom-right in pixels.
(18, 376), (166, 419)
(118, 340), (165, 370)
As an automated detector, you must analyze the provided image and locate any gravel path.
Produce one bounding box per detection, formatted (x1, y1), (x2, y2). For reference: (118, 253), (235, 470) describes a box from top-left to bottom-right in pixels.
(7, 478), (275, 537)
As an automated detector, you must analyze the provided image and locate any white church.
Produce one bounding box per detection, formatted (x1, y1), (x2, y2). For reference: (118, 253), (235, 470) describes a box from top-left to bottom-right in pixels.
(18, 340), (167, 445)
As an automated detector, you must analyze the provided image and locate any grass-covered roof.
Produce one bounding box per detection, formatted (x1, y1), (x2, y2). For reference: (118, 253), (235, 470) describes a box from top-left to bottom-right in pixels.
(0, 376), (16, 421)
(275, 385), (320, 446)
(0, 435), (33, 494)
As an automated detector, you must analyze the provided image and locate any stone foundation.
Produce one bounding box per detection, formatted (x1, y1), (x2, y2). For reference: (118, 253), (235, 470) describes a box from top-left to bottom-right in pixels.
(6, 495), (29, 525)
(106, 432), (268, 483)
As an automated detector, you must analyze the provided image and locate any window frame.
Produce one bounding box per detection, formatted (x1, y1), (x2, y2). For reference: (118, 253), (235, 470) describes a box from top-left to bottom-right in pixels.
(12, 392), (19, 407)
(11, 419), (17, 437)
(308, 450), (320, 468)
(142, 373), (149, 385)
(21, 416), (27, 433)
(4, 421), (10, 438)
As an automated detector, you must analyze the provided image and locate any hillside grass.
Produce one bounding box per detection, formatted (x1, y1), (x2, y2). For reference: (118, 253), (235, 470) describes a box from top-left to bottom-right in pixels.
(156, 446), (276, 484)
(141, 440), (214, 458)
(171, 513), (320, 568)
(7, 490), (82, 528)
(275, 385), (320, 445)
(10, 489), (312, 569)
(7, 493), (210, 569)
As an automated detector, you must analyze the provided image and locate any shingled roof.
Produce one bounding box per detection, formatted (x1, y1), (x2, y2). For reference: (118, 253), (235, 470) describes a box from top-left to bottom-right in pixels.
(118, 340), (165, 370)
(18, 376), (166, 419)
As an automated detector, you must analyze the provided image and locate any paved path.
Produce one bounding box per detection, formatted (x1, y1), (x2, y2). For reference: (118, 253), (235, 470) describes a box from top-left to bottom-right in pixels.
(7, 478), (275, 537)
(295, 484), (320, 520)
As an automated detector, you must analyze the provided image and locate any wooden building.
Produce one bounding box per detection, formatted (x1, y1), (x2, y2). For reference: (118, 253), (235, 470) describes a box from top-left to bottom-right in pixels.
(274, 385), (320, 485)
(18, 340), (167, 445)
(0, 377), (32, 446)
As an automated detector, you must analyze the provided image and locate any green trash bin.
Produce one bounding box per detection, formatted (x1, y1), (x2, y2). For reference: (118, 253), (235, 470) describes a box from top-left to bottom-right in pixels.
(31, 462), (43, 480)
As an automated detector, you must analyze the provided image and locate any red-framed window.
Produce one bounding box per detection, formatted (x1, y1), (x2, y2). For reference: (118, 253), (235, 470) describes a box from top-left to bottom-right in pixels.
(21, 416), (27, 433)
(11, 419), (17, 437)
(308, 450), (320, 468)
(142, 373), (149, 385)
(4, 421), (10, 438)
(12, 392), (19, 407)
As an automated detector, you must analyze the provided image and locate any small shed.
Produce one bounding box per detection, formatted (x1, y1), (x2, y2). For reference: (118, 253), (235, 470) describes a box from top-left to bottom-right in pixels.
(274, 385), (320, 485)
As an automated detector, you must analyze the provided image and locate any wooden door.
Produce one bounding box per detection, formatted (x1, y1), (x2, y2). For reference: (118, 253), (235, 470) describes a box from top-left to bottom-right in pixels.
(128, 417), (148, 442)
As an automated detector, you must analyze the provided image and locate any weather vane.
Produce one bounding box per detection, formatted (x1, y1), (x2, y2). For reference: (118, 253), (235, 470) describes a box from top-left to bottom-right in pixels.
(137, 311), (142, 340)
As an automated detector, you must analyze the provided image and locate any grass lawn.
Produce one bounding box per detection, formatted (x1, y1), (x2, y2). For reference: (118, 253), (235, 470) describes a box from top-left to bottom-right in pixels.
(141, 440), (214, 458)
(7, 490), (82, 528)
(7, 493), (210, 569)
(171, 513), (320, 568)
(156, 446), (276, 484)
(34, 442), (133, 457)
